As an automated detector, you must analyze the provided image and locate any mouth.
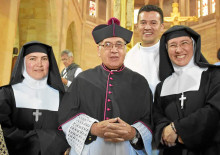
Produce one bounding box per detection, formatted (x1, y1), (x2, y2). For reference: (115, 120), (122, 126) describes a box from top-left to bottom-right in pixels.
(143, 32), (153, 36)
(176, 55), (186, 59)
(110, 56), (119, 60)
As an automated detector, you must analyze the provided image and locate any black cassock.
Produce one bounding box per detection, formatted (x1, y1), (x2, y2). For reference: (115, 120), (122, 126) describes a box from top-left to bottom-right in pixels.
(0, 85), (69, 155)
(59, 64), (153, 131)
(153, 68), (220, 155)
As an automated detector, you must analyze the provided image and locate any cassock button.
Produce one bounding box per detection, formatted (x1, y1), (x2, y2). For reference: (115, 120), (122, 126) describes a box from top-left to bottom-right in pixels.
(110, 77), (113, 80)
(110, 72), (114, 75)
(108, 99), (111, 102)
(106, 117), (109, 120)
(109, 84), (113, 87)
(107, 108), (111, 111)
(108, 91), (112, 94)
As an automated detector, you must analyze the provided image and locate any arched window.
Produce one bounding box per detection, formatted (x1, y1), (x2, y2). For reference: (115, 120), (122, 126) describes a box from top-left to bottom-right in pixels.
(89, 0), (96, 17)
(197, 0), (215, 17)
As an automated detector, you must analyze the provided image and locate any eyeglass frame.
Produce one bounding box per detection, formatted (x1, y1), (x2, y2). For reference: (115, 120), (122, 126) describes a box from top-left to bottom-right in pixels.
(167, 40), (193, 50)
(99, 41), (127, 50)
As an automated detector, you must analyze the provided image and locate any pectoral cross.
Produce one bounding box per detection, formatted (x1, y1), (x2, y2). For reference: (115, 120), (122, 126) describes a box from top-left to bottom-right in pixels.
(164, 2), (198, 26)
(33, 109), (42, 122)
(179, 93), (186, 109)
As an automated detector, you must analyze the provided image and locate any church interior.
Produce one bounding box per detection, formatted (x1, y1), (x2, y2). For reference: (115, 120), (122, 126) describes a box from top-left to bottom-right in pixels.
(0, 0), (219, 86)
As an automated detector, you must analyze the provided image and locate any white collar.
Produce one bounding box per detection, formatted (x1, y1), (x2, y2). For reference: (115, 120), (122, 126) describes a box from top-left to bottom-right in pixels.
(12, 59), (59, 111)
(161, 55), (208, 96)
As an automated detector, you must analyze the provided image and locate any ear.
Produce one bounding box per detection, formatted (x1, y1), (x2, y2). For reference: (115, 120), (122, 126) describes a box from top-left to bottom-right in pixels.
(160, 23), (165, 31)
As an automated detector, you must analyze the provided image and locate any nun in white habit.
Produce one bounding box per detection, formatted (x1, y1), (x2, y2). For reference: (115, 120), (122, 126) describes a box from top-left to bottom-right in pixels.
(0, 41), (69, 155)
(153, 25), (220, 155)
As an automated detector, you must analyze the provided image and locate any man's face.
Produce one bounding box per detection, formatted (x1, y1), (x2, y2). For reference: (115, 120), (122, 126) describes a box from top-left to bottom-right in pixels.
(25, 52), (49, 80)
(137, 11), (164, 47)
(167, 36), (194, 67)
(61, 54), (73, 67)
(98, 37), (126, 70)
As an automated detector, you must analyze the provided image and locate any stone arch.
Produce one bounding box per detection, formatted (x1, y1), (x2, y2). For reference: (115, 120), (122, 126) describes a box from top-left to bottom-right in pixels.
(66, 22), (80, 65)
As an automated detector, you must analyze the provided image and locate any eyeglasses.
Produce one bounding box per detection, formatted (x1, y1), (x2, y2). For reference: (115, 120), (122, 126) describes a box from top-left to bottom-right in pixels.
(99, 42), (126, 50)
(168, 40), (192, 50)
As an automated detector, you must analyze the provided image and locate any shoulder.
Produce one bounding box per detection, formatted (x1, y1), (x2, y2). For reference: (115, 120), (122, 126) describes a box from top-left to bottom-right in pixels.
(126, 43), (140, 55)
(0, 85), (13, 98)
(76, 66), (100, 78)
(124, 67), (149, 84)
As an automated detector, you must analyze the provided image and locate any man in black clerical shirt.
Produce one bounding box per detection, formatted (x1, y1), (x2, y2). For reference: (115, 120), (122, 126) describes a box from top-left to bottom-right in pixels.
(59, 17), (153, 155)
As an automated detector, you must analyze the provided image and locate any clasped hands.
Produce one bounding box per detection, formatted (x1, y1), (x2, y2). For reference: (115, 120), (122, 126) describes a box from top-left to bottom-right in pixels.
(90, 117), (136, 143)
(161, 123), (184, 147)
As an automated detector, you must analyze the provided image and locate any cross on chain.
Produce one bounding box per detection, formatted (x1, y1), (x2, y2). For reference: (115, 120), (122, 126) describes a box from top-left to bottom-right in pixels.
(33, 109), (42, 122)
(179, 93), (186, 109)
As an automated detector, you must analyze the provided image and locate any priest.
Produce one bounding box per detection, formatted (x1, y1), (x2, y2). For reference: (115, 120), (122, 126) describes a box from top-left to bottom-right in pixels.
(59, 17), (153, 155)
(0, 41), (69, 155)
(153, 25), (220, 154)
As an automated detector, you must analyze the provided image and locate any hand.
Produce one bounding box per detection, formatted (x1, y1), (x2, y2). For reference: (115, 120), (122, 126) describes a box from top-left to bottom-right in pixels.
(64, 148), (70, 155)
(104, 117), (136, 142)
(90, 118), (119, 138)
(178, 136), (184, 144)
(162, 124), (177, 146)
(61, 78), (68, 85)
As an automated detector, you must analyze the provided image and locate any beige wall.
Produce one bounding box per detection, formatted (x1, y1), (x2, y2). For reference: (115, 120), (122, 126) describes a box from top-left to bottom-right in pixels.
(0, 0), (20, 86)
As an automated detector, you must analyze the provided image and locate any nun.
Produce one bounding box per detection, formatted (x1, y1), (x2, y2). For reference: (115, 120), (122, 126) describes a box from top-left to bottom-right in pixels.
(153, 25), (220, 155)
(0, 41), (69, 155)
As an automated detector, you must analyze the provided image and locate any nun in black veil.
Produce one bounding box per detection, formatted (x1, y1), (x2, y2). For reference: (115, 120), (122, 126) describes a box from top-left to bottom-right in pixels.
(0, 41), (69, 155)
(153, 25), (220, 155)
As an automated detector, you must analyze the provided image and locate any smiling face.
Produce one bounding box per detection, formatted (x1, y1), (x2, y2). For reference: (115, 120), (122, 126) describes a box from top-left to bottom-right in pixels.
(137, 11), (164, 47)
(25, 52), (49, 80)
(98, 37), (126, 70)
(167, 36), (194, 67)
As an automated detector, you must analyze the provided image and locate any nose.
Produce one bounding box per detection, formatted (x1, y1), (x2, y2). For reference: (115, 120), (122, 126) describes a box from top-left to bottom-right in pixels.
(175, 45), (183, 53)
(36, 59), (43, 66)
(110, 45), (118, 52)
(144, 23), (151, 29)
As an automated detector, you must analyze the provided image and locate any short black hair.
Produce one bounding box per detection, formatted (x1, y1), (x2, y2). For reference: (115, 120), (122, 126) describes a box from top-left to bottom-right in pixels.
(217, 48), (220, 60)
(137, 5), (164, 23)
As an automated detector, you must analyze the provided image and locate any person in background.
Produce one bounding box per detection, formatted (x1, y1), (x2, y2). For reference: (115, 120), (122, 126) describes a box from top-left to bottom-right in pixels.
(59, 17), (153, 155)
(60, 50), (82, 91)
(0, 41), (69, 155)
(153, 25), (220, 155)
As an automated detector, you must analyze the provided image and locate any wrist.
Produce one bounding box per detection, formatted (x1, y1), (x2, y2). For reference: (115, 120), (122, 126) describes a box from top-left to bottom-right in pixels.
(90, 123), (97, 136)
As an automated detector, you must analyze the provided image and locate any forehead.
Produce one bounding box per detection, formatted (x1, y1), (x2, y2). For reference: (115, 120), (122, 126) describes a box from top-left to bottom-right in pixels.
(138, 11), (161, 22)
(168, 36), (192, 43)
(102, 37), (125, 43)
(26, 52), (48, 57)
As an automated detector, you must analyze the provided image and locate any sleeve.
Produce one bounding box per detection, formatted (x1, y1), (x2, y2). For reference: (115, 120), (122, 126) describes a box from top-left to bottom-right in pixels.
(174, 70), (220, 148)
(152, 83), (171, 148)
(61, 114), (98, 155)
(132, 122), (152, 155)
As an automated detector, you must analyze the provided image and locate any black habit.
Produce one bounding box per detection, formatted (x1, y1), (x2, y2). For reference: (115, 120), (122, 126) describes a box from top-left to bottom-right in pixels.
(153, 25), (220, 155)
(0, 41), (69, 155)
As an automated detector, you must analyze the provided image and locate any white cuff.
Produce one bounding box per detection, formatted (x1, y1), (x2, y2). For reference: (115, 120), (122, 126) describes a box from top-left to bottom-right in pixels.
(65, 114), (98, 155)
(132, 122), (152, 155)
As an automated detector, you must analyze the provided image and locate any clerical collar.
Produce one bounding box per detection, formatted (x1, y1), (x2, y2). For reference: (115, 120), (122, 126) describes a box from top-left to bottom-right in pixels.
(101, 63), (125, 72)
(139, 40), (160, 50)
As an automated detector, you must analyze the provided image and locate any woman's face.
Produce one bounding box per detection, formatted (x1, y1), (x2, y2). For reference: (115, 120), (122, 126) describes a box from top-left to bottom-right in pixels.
(167, 36), (194, 67)
(25, 52), (49, 80)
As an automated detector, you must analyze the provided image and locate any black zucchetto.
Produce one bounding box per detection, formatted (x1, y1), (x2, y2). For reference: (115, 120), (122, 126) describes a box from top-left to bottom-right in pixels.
(92, 17), (133, 44)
